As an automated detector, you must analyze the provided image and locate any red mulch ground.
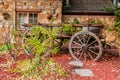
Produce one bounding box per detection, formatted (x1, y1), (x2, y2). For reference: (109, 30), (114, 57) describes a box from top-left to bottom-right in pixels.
(0, 51), (120, 80)
(53, 53), (120, 80)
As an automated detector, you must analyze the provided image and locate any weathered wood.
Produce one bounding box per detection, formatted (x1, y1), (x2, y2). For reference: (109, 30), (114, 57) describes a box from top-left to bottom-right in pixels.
(57, 35), (71, 39)
(103, 49), (119, 56)
(72, 24), (104, 28)
(16, 9), (41, 12)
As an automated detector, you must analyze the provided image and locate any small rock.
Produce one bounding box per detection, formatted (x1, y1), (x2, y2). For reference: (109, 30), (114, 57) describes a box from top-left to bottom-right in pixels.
(69, 61), (83, 67)
(74, 69), (94, 77)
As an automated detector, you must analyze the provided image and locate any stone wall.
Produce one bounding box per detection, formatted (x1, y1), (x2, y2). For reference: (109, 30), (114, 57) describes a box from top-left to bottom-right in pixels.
(0, 0), (15, 43)
(0, 0), (62, 28)
(0, 0), (14, 27)
(0, 0), (62, 44)
(15, 0), (62, 24)
(63, 15), (115, 29)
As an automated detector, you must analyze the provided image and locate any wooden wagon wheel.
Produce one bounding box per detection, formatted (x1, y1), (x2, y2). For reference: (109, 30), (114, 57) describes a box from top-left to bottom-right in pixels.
(69, 31), (102, 61)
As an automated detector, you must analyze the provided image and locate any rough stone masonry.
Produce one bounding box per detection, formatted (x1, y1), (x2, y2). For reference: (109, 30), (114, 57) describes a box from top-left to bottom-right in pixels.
(0, 0), (62, 43)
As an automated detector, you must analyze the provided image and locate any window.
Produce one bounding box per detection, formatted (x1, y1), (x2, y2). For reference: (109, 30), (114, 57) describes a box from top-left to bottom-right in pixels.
(18, 13), (28, 29)
(29, 13), (38, 25)
(17, 12), (38, 30)
(118, 0), (120, 7)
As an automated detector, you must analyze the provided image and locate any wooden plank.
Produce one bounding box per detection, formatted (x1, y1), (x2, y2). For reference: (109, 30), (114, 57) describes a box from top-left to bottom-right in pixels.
(72, 24), (104, 28)
(16, 9), (41, 12)
(57, 35), (71, 39)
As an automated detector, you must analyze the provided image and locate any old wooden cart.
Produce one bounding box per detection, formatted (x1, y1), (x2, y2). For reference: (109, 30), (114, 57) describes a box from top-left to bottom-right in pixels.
(22, 23), (111, 61)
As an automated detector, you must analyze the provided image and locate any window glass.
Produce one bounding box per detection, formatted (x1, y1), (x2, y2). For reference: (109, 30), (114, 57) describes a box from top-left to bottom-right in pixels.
(34, 14), (38, 18)
(29, 13), (33, 18)
(18, 13), (28, 29)
(34, 19), (38, 24)
(18, 12), (38, 30)
(29, 13), (38, 25)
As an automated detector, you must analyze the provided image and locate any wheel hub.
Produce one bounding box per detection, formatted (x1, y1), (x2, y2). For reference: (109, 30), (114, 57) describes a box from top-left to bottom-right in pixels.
(82, 44), (88, 51)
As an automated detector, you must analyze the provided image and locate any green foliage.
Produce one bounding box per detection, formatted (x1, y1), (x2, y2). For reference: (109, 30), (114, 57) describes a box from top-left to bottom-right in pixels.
(0, 45), (8, 51)
(88, 19), (102, 25)
(9, 24), (75, 79)
(41, 59), (66, 76)
(103, 7), (115, 13)
(9, 58), (66, 79)
(96, 20), (102, 24)
(115, 19), (120, 32)
(23, 26), (60, 56)
(9, 58), (41, 78)
(62, 24), (76, 35)
(73, 18), (80, 24)
(89, 19), (96, 24)
(104, 7), (120, 35)
(0, 44), (14, 52)
(17, 26), (66, 79)
(114, 8), (120, 35)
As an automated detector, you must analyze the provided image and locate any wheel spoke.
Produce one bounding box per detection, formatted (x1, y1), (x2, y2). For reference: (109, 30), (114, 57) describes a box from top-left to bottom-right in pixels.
(82, 34), (86, 43)
(88, 40), (97, 47)
(86, 35), (91, 45)
(72, 41), (81, 47)
(71, 46), (81, 49)
(89, 46), (99, 50)
(76, 36), (83, 44)
(74, 48), (82, 55)
(79, 51), (84, 59)
(87, 52), (94, 59)
(88, 49), (98, 55)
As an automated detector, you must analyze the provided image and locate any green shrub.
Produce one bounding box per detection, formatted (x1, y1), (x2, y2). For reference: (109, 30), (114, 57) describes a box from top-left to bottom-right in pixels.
(9, 58), (66, 79)
(114, 8), (120, 35)
(62, 24), (76, 35)
(23, 26), (60, 56)
(73, 18), (80, 24)
(9, 26), (67, 79)
(0, 45), (8, 51)
(0, 44), (14, 52)
(104, 7), (120, 35)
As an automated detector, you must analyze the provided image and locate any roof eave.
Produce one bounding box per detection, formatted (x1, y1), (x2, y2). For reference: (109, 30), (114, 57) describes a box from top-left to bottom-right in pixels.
(62, 11), (114, 16)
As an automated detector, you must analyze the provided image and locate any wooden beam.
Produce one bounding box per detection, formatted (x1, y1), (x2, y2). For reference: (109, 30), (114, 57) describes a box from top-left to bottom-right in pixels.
(16, 9), (41, 12)
(62, 12), (114, 16)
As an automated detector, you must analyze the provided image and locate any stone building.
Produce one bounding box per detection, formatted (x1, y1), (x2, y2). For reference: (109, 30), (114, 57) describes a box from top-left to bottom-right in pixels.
(0, 0), (62, 43)
(0, 0), (118, 45)
(0, 0), (62, 30)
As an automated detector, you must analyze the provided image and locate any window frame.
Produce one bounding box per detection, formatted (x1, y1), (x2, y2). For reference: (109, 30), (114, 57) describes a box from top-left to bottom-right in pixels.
(16, 12), (38, 30)
(29, 13), (38, 25)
